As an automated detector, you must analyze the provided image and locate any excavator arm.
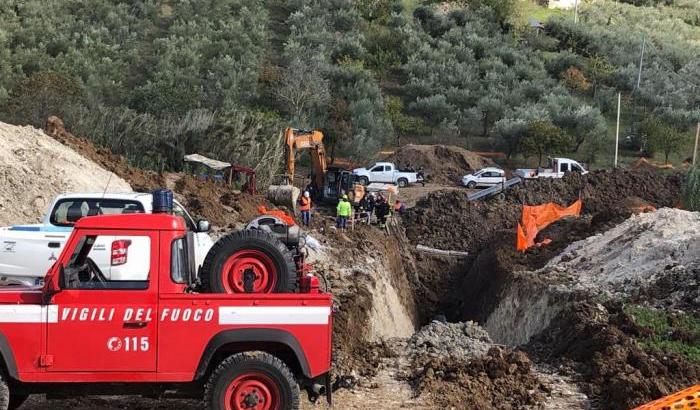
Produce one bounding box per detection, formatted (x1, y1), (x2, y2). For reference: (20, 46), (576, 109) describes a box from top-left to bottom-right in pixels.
(284, 127), (327, 190)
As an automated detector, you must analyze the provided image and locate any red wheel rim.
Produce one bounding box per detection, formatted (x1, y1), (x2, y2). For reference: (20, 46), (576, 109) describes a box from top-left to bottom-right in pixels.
(221, 250), (277, 293)
(224, 372), (280, 410)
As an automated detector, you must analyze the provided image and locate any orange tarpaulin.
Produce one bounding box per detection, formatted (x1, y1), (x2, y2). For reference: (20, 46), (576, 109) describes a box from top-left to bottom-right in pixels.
(516, 199), (582, 252)
(257, 206), (296, 226)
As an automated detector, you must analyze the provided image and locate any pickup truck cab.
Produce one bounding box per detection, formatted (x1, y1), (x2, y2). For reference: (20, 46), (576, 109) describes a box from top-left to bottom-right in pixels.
(0, 213), (332, 409)
(515, 157), (588, 179)
(352, 162), (421, 187)
(461, 167), (506, 188)
(0, 193), (213, 286)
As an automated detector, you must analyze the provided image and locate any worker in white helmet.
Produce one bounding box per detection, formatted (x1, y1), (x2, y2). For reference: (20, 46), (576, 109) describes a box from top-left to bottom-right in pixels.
(299, 191), (312, 226)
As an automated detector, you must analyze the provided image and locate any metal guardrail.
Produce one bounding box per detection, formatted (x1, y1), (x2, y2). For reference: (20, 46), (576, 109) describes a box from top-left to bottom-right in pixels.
(466, 177), (522, 201)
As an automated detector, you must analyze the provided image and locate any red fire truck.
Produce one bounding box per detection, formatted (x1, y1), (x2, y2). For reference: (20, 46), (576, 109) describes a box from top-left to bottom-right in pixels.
(0, 213), (332, 410)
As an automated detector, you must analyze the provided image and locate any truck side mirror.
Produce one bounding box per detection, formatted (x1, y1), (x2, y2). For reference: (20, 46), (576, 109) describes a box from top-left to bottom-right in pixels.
(197, 220), (210, 233)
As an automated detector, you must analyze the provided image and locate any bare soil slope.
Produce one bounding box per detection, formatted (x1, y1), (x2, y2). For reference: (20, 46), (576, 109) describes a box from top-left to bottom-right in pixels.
(0, 122), (132, 225)
(45, 116), (269, 226)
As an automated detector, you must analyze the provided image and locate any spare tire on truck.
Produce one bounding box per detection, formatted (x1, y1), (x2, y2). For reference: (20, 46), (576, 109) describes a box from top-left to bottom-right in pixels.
(200, 230), (297, 293)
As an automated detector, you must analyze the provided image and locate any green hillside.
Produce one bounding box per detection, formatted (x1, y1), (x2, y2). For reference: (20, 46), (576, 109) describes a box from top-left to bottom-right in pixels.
(0, 0), (698, 171)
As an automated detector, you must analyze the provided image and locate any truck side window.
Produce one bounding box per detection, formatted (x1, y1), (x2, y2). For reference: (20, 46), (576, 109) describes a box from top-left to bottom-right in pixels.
(371, 166), (384, 172)
(172, 203), (196, 231)
(560, 163), (568, 173)
(171, 237), (188, 284)
(63, 235), (150, 290)
(571, 164), (582, 172)
(51, 199), (145, 226)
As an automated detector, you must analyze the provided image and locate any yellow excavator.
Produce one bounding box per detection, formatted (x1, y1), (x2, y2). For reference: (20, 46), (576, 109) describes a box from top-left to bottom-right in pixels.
(267, 127), (363, 209)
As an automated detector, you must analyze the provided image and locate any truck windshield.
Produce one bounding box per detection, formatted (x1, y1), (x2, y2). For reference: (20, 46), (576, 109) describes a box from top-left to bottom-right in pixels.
(50, 199), (145, 227)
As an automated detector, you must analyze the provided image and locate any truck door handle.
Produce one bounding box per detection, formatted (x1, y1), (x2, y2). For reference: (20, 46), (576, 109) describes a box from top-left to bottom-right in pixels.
(123, 321), (148, 328)
(48, 242), (61, 248)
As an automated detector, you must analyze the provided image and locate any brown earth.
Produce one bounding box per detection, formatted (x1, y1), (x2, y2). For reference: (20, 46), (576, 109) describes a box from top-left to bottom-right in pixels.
(410, 346), (546, 409)
(530, 301), (700, 410)
(45, 116), (270, 226)
(403, 168), (683, 254)
(386, 144), (495, 184)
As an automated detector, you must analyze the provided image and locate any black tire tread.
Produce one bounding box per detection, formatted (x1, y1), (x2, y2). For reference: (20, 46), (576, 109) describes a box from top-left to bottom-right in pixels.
(8, 394), (27, 410)
(0, 372), (9, 410)
(199, 229), (297, 294)
(204, 351), (299, 410)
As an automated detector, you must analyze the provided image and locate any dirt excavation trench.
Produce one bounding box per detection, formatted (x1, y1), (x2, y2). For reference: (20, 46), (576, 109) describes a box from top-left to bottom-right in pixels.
(307, 168), (698, 410)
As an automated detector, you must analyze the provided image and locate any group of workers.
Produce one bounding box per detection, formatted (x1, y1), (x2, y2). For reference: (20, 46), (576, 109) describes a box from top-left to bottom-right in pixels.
(298, 190), (405, 230)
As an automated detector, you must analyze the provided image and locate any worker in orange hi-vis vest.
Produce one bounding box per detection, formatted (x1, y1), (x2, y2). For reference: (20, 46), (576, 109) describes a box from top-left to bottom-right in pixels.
(299, 191), (312, 226)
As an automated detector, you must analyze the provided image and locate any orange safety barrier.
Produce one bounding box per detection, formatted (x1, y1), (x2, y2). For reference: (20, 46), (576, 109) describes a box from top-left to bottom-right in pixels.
(632, 384), (700, 410)
(516, 199), (582, 252)
(257, 206), (296, 226)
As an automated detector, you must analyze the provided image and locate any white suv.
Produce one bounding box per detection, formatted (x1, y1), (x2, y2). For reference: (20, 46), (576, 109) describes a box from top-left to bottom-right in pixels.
(462, 167), (506, 188)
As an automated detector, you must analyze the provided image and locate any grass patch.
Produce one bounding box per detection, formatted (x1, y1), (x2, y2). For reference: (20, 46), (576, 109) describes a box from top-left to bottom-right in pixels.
(625, 305), (700, 364)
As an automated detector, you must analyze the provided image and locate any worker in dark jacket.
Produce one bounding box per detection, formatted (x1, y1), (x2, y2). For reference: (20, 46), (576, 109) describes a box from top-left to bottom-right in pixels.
(375, 196), (390, 228)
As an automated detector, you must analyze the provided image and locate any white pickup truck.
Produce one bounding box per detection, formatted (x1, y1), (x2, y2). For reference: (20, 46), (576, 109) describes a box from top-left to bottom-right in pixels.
(515, 157), (588, 179)
(0, 192), (213, 286)
(352, 162), (422, 187)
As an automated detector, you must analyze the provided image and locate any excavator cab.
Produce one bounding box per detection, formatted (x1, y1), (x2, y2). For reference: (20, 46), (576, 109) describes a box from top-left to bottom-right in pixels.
(319, 167), (357, 203)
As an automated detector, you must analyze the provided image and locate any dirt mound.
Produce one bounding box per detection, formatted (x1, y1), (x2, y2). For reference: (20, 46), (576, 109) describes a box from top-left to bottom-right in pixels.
(410, 346), (545, 409)
(546, 208), (700, 303)
(386, 144), (494, 184)
(531, 302), (700, 409)
(407, 320), (493, 360)
(404, 168), (683, 254)
(45, 116), (269, 226)
(0, 121), (132, 225)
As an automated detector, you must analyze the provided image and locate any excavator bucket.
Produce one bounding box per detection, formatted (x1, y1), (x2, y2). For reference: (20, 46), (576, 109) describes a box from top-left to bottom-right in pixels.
(267, 184), (300, 211)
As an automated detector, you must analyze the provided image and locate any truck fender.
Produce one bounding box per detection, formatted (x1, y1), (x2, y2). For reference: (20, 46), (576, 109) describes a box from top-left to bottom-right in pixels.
(195, 328), (311, 380)
(0, 332), (18, 379)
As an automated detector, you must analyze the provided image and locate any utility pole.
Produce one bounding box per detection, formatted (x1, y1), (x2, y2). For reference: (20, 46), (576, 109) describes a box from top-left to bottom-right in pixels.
(694, 122), (699, 165)
(615, 92), (621, 168)
(574, 0), (579, 24)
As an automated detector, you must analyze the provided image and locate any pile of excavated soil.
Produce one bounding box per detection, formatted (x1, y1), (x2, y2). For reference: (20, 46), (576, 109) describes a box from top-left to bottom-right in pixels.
(546, 208), (700, 308)
(407, 320), (493, 360)
(386, 144), (494, 184)
(45, 116), (269, 226)
(0, 122), (132, 225)
(404, 168), (683, 254)
(410, 346), (545, 409)
(401, 321), (545, 409)
(531, 301), (700, 410)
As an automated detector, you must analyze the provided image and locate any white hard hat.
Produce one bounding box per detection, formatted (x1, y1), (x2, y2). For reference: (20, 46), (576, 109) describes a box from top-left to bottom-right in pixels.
(303, 191), (310, 197)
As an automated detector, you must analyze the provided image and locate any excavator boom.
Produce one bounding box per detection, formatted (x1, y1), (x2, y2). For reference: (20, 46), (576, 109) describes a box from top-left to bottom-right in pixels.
(269, 127), (328, 209)
(284, 127), (327, 189)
